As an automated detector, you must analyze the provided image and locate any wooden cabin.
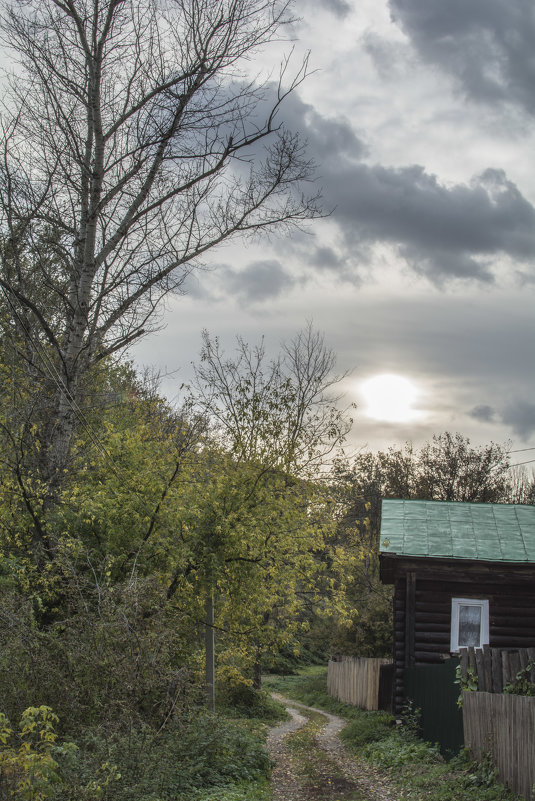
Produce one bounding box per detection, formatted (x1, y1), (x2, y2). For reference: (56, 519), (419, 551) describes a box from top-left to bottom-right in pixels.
(379, 499), (535, 713)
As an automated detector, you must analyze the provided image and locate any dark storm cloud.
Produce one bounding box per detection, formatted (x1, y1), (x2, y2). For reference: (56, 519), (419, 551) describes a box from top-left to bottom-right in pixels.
(325, 163), (535, 284)
(223, 259), (296, 303)
(469, 405), (496, 423)
(388, 0), (535, 114)
(308, 0), (351, 18)
(502, 400), (535, 440)
(270, 92), (535, 285)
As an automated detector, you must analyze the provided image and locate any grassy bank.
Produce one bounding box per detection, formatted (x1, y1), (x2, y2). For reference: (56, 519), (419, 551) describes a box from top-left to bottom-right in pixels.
(263, 667), (520, 801)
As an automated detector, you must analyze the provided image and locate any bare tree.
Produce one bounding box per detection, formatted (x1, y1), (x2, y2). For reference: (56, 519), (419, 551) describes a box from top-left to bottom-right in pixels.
(191, 324), (352, 476)
(0, 0), (321, 493)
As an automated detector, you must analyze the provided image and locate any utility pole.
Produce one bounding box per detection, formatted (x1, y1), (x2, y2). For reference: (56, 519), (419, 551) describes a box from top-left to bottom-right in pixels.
(205, 591), (215, 711)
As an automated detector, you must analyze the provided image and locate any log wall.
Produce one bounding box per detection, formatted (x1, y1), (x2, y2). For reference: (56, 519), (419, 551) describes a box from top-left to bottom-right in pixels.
(392, 571), (535, 712)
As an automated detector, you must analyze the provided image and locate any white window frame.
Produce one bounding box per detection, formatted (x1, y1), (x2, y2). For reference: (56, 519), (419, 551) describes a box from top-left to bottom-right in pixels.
(450, 598), (489, 653)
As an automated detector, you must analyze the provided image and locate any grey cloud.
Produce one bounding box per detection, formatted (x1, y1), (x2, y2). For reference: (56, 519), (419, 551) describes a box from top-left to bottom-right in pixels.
(269, 231), (369, 286)
(469, 405), (496, 423)
(309, 246), (345, 271)
(309, 0), (351, 18)
(362, 32), (410, 80)
(277, 93), (367, 164)
(223, 259), (296, 303)
(325, 163), (535, 284)
(182, 260), (297, 304)
(502, 401), (535, 440)
(177, 270), (213, 300)
(388, 0), (535, 114)
(402, 247), (494, 284)
(517, 269), (535, 286)
(232, 89), (535, 287)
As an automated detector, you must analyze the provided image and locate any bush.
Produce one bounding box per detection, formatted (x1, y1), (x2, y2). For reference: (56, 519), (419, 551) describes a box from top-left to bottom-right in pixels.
(0, 706), (77, 801)
(220, 683), (287, 722)
(340, 711), (394, 749)
(363, 732), (442, 769)
(56, 712), (271, 801)
(0, 576), (201, 737)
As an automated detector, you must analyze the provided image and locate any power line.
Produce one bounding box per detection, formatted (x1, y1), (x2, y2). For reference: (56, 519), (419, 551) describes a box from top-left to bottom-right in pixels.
(509, 447), (535, 454)
(508, 459), (535, 469)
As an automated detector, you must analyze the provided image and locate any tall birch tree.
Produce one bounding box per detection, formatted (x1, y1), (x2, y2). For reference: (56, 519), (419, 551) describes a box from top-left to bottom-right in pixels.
(0, 0), (320, 507)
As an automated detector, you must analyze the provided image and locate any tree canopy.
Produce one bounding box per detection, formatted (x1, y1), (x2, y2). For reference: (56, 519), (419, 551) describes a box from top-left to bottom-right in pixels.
(0, 0), (320, 494)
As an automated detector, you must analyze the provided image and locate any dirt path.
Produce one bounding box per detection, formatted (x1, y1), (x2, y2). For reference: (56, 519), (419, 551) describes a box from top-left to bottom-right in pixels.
(267, 694), (399, 801)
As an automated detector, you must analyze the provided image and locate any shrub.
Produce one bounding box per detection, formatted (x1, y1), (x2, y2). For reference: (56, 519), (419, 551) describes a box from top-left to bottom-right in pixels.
(363, 732), (442, 769)
(0, 706), (77, 801)
(56, 712), (271, 801)
(340, 711), (394, 749)
(219, 684), (287, 722)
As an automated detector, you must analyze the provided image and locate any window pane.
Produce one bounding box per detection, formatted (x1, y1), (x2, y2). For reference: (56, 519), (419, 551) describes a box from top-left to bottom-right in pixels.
(458, 605), (482, 647)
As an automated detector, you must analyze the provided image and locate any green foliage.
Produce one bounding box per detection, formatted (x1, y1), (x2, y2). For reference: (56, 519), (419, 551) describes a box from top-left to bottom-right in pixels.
(0, 340), (354, 801)
(0, 706), (78, 801)
(187, 780), (271, 801)
(399, 699), (422, 738)
(218, 684), (287, 722)
(363, 733), (442, 769)
(263, 667), (346, 713)
(455, 664), (479, 707)
(55, 713), (271, 801)
(262, 641), (325, 675)
(0, 573), (201, 734)
(503, 662), (535, 696)
(340, 712), (393, 749)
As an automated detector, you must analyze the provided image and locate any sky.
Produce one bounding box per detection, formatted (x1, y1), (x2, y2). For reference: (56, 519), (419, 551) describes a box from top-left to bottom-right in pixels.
(133, 0), (535, 461)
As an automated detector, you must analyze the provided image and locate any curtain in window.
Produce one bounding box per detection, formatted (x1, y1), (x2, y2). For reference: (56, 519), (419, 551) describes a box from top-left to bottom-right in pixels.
(458, 604), (482, 648)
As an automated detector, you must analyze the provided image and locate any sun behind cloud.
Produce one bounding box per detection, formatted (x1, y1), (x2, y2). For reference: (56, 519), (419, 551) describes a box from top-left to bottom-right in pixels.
(361, 374), (422, 423)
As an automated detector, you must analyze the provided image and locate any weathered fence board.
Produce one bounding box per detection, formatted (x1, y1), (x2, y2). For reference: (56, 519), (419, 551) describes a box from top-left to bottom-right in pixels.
(459, 646), (535, 693)
(327, 657), (392, 711)
(463, 692), (535, 801)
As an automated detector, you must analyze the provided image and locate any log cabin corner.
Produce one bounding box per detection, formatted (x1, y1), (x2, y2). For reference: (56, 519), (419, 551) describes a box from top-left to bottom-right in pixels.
(379, 498), (535, 715)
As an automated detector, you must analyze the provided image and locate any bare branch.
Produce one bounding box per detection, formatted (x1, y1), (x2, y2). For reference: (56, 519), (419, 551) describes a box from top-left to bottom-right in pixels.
(0, 0), (321, 487)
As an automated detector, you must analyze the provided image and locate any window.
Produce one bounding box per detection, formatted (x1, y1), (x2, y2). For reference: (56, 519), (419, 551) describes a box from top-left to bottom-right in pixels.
(450, 598), (489, 653)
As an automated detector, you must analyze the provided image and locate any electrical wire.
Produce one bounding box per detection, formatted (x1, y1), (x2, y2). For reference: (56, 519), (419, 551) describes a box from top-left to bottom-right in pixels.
(507, 459), (535, 469)
(509, 447), (535, 454)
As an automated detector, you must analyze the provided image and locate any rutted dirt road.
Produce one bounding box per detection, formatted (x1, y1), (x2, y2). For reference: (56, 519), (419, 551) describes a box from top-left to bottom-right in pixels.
(267, 694), (399, 801)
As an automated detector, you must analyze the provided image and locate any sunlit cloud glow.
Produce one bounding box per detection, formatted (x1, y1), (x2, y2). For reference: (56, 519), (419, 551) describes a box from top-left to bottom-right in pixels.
(361, 373), (424, 423)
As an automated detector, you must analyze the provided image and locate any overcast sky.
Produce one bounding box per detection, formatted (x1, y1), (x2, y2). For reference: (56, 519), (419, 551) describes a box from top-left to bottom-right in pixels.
(133, 0), (535, 462)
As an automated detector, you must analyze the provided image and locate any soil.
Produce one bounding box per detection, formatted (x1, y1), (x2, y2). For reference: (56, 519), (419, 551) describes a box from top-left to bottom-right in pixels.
(266, 694), (399, 801)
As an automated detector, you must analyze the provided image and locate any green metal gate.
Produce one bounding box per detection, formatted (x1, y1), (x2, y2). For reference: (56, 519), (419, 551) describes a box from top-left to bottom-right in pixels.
(404, 657), (464, 757)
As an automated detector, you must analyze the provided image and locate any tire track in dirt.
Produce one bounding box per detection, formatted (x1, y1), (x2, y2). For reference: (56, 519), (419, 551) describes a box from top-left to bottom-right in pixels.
(267, 700), (309, 801)
(267, 694), (399, 801)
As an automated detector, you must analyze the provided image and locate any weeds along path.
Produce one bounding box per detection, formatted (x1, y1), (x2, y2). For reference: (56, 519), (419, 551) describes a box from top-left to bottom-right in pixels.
(267, 694), (398, 801)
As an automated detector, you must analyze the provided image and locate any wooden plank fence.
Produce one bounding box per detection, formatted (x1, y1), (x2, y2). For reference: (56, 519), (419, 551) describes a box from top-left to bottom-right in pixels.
(459, 645), (535, 692)
(327, 656), (392, 711)
(463, 691), (535, 801)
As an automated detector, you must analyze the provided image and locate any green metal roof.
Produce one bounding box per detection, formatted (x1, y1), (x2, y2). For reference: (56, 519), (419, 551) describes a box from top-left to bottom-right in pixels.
(380, 499), (535, 562)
